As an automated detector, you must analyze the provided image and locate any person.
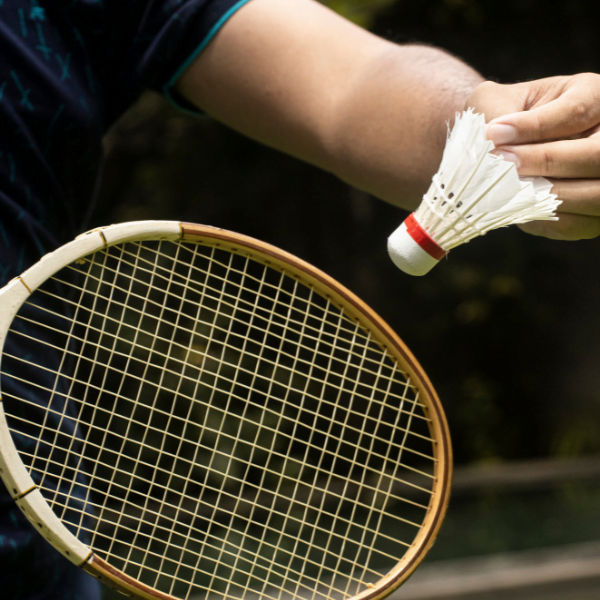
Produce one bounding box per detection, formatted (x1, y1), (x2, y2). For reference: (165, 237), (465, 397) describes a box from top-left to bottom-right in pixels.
(1, 0), (599, 598)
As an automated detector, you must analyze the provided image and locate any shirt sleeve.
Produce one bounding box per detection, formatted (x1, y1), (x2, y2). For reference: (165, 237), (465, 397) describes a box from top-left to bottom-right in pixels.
(130, 0), (255, 114)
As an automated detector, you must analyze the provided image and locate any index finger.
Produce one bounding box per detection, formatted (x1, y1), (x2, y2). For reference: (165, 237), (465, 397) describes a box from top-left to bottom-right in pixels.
(488, 78), (600, 146)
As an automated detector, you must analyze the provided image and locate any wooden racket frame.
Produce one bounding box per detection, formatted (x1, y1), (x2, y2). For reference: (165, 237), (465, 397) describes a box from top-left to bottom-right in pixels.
(0, 221), (452, 600)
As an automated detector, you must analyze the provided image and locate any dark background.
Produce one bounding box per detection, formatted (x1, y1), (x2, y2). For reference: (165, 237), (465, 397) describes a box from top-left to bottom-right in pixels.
(93, 0), (600, 466)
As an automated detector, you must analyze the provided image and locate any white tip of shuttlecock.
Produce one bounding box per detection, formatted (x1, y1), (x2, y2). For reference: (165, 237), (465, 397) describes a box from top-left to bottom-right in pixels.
(388, 109), (561, 275)
(388, 215), (448, 276)
(388, 222), (441, 276)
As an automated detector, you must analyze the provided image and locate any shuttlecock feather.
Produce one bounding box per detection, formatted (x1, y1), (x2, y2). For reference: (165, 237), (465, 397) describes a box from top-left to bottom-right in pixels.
(388, 109), (561, 276)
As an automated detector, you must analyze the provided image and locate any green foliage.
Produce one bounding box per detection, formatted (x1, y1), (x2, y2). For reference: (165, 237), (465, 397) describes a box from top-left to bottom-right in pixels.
(431, 0), (484, 28)
(552, 412), (600, 458)
(317, 0), (396, 28)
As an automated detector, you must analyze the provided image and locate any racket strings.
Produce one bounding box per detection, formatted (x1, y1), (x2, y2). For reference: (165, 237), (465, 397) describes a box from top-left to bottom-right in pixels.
(53, 244), (125, 532)
(95, 241), (379, 349)
(140, 250), (393, 598)
(8, 416), (430, 558)
(4, 310), (432, 490)
(4, 387), (435, 515)
(32, 491), (379, 600)
(16, 252), (428, 419)
(82, 243), (396, 596)
(97, 241), (195, 571)
(172, 257), (321, 598)
(280, 338), (397, 600)
(1, 239), (438, 600)
(36, 270), (410, 396)
(330, 369), (422, 600)
(135, 244), (245, 592)
(66, 241), (379, 350)
(7, 296), (436, 469)
(9, 425), (412, 595)
(8, 313), (434, 438)
(199, 275), (363, 600)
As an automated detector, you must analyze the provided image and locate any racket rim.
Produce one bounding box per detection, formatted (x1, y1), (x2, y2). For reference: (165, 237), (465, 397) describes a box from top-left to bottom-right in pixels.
(0, 220), (452, 600)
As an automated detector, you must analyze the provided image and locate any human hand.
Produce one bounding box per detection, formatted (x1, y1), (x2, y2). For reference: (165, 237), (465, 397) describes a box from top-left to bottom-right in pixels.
(467, 74), (600, 240)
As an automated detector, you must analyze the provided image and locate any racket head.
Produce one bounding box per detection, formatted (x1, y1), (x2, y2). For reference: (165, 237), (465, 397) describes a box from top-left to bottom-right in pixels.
(0, 221), (451, 600)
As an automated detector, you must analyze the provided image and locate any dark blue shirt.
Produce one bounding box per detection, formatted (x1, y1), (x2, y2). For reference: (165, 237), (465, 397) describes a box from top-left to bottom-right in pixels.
(0, 1), (252, 597)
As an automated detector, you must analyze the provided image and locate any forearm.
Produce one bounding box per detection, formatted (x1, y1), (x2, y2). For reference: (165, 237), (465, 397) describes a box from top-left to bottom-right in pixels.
(176, 0), (483, 210)
(325, 45), (483, 209)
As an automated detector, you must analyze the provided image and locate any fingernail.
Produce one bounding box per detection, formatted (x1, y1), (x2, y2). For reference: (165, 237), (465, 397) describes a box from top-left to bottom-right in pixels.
(488, 123), (516, 145)
(496, 150), (521, 168)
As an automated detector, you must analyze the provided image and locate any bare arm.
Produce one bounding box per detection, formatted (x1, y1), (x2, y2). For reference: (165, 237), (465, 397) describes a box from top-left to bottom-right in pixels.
(175, 0), (483, 209)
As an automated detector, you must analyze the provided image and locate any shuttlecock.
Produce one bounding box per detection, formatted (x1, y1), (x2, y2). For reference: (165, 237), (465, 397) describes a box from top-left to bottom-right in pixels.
(388, 109), (561, 276)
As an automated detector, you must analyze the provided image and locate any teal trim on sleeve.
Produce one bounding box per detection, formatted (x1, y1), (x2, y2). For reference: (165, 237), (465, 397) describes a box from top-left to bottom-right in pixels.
(163, 0), (255, 115)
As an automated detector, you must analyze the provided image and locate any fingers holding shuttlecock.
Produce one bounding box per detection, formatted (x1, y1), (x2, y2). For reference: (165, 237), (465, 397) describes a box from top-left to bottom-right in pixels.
(388, 109), (561, 276)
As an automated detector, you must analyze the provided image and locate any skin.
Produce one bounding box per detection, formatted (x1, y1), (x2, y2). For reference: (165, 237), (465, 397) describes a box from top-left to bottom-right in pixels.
(467, 75), (600, 241)
(174, 0), (483, 210)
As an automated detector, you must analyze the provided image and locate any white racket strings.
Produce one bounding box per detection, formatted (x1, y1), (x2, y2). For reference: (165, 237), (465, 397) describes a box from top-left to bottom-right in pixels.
(1, 240), (438, 600)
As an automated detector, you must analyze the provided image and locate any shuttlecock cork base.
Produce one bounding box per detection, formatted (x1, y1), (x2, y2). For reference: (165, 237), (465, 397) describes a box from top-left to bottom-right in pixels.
(388, 109), (561, 276)
(388, 214), (448, 276)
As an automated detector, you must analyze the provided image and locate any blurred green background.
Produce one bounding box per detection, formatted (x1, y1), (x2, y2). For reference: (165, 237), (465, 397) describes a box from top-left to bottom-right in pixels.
(95, 0), (600, 470)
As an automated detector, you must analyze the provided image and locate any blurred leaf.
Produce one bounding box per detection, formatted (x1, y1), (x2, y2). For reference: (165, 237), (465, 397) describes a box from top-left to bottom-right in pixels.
(553, 413), (600, 458)
(432, 0), (484, 28)
(318, 0), (396, 28)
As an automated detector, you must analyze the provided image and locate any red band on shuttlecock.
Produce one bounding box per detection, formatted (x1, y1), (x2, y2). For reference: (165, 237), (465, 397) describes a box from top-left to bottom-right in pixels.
(405, 214), (447, 260)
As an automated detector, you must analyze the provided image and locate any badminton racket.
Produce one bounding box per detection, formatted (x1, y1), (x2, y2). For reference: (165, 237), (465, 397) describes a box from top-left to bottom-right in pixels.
(0, 221), (451, 600)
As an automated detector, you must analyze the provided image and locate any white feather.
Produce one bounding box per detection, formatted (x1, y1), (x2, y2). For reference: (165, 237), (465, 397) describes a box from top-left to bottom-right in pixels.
(416, 109), (560, 250)
(388, 109), (561, 275)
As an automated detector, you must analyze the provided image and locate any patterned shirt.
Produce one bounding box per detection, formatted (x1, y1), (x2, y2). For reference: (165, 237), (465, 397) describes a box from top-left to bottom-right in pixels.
(0, 1), (252, 597)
